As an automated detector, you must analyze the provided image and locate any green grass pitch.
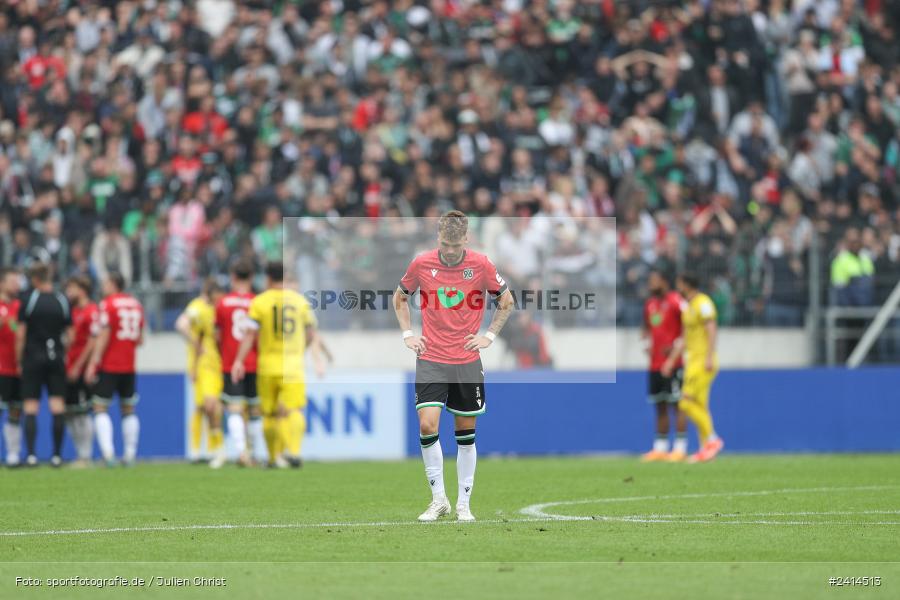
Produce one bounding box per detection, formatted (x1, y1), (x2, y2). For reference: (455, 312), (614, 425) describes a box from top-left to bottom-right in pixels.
(1, 455), (899, 599)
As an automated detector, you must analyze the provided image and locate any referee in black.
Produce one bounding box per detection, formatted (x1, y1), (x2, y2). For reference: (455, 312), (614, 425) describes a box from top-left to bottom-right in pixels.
(15, 263), (71, 467)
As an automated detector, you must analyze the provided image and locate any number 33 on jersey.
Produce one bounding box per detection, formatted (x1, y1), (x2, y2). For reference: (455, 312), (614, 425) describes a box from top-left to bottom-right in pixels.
(97, 291), (145, 373)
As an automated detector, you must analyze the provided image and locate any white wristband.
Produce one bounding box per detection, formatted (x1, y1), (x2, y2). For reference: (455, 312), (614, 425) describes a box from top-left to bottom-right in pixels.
(485, 331), (496, 342)
(402, 330), (414, 339)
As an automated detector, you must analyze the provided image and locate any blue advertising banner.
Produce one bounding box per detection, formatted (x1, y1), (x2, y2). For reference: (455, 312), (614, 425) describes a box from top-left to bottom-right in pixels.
(7, 368), (900, 461)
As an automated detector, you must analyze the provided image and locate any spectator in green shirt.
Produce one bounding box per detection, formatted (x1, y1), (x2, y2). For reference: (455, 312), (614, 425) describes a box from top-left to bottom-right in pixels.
(84, 156), (118, 215)
(252, 204), (284, 263)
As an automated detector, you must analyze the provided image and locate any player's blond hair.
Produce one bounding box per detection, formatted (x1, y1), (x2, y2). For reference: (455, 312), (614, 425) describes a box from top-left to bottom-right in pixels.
(438, 210), (468, 242)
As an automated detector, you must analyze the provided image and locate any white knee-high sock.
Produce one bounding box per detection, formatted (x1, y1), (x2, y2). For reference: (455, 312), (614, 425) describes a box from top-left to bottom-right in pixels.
(122, 414), (140, 461)
(66, 415), (81, 457)
(76, 414), (94, 460)
(68, 414), (90, 460)
(227, 412), (246, 455)
(420, 433), (445, 500)
(456, 444), (477, 507)
(94, 412), (115, 460)
(4, 421), (21, 464)
(248, 417), (267, 462)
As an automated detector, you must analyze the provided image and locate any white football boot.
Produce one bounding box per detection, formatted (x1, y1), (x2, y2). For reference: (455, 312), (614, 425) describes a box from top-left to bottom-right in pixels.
(455, 504), (476, 522)
(417, 496), (451, 522)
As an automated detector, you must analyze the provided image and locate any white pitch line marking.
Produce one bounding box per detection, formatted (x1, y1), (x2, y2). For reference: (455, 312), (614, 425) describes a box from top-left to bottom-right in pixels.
(519, 484), (900, 525)
(0, 517), (560, 538)
(590, 516), (900, 526)
(3, 485), (898, 538)
(623, 509), (900, 520)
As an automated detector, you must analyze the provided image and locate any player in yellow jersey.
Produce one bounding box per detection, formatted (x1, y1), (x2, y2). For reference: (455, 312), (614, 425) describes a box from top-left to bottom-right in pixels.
(232, 261), (322, 469)
(175, 278), (225, 467)
(662, 272), (724, 463)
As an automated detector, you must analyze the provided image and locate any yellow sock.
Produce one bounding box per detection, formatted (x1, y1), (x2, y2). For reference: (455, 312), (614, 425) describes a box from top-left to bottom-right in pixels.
(285, 410), (306, 457)
(209, 428), (224, 452)
(190, 410), (204, 455)
(263, 415), (280, 463)
(278, 415), (292, 457)
(679, 398), (713, 444)
(273, 417), (284, 458)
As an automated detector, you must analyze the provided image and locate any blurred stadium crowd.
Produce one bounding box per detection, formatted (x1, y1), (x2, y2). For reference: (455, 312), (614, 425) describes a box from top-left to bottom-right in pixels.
(0, 0), (900, 330)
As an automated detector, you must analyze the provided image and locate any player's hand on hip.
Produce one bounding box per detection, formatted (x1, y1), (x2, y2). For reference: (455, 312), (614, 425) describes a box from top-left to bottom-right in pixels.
(404, 335), (427, 356)
(660, 360), (673, 378)
(313, 354), (327, 378)
(463, 333), (492, 352)
(231, 362), (245, 384)
(85, 364), (98, 385)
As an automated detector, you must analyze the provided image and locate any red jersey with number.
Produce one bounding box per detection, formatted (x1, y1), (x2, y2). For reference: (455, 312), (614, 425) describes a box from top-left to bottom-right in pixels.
(66, 302), (98, 372)
(0, 298), (20, 376)
(215, 292), (257, 373)
(399, 249), (508, 365)
(98, 293), (144, 373)
(644, 291), (683, 371)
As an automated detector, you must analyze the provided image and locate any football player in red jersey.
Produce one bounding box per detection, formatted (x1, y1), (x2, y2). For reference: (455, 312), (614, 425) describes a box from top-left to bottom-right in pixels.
(215, 260), (262, 465)
(640, 269), (687, 462)
(64, 276), (99, 467)
(86, 272), (145, 467)
(0, 267), (23, 466)
(393, 211), (515, 522)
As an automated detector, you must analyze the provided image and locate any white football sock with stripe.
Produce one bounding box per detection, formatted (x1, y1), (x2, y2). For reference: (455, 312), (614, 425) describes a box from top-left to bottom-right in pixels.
(227, 412), (246, 455)
(456, 444), (476, 508)
(248, 418), (267, 462)
(122, 414), (140, 462)
(653, 436), (669, 453)
(81, 414), (95, 459)
(69, 414), (94, 460)
(420, 435), (445, 500)
(4, 421), (21, 464)
(94, 412), (115, 460)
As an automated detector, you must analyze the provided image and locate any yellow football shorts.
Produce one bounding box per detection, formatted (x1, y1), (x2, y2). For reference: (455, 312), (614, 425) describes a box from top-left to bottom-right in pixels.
(194, 369), (224, 406)
(257, 374), (307, 415)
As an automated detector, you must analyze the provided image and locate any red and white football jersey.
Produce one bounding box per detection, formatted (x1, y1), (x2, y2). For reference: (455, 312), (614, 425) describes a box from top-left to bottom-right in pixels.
(216, 291), (257, 373)
(66, 302), (99, 373)
(0, 298), (20, 376)
(399, 249), (508, 364)
(98, 293), (144, 373)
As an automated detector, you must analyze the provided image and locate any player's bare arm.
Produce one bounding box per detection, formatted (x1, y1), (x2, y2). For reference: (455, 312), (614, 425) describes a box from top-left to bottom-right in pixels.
(175, 312), (203, 380)
(175, 312), (203, 357)
(464, 288), (514, 351)
(661, 337), (684, 378)
(305, 325), (329, 378)
(68, 334), (95, 382)
(231, 326), (257, 383)
(86, 324), (110, 384)
(315, 333), (333, 364)
(174, 311), (198, 347)
(190, 334), (204, 381)
(393, 286), (426, 355)
(704, 319), (717, 372)
(14, 321), (26, 369)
